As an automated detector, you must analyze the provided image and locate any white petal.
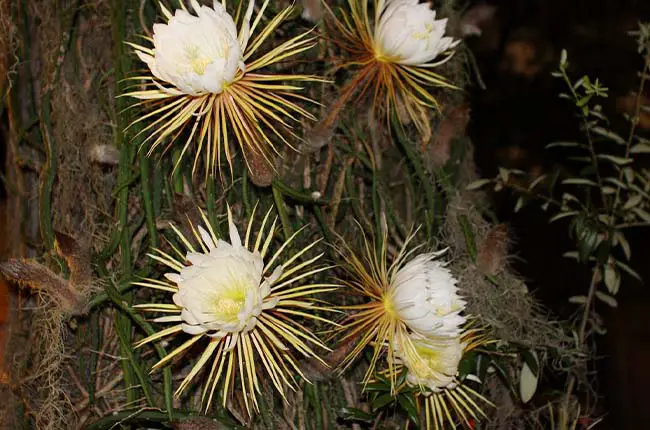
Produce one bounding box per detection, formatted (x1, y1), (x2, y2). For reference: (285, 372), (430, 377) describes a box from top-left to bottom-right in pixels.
(375, 1), (458, 66)
(266, 265), (283, 286)
(262, 296), (280, 310)
(198, 225), (217, 250)
(227, 206), (242, 248)
(182, 322), (208, 335)
(165, 273), (182, 284)
(238, 0), (256, 52)
(154, 315), (183, 323)
(135, 1), (245, 94)
(389, 251), (465, 337)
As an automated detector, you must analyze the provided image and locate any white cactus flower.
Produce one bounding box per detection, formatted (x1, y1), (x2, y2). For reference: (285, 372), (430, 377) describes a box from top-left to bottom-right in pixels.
(135, 0), (252, 95)
(398, 333), (466, 392)
(169, 219), (280, 346)
(134, 205), (336, 415)
(128, 0), (319, 177)
(386, 251), (466, 337)
(374, 0), (460, 65)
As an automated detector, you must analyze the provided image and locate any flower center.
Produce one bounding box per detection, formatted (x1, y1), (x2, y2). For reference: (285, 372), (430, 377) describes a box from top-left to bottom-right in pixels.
(185, 45), (223, 76)
(411, 23), (434, 41)
(210, 279), (250, 323)
(410, 344), (441, 378)
(382, 291), (400, 318)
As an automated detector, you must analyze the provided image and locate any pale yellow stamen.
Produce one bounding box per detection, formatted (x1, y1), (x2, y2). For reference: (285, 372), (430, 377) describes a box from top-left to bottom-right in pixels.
(410, 344), (442, 379)
(210, 281), (249, 322)
(185, 44), (213, 75)
(411, 23), (434, 40)
(382, 292), (399, 319)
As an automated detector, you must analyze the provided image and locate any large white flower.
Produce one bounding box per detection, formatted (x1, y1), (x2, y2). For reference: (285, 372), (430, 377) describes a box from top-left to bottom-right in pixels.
(398, 333), (465, 392)
(374, 0), (460, 65)
(167, 221), (280, 345)
(128, 0), (319, 178)
(135, 0), (254, 95)
(336, 231), (491, 429)
(134, 205), (336, 415)
(386, 251), (466, 337)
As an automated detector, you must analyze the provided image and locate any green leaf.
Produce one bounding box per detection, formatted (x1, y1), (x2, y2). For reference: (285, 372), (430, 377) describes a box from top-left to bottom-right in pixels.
(577, 95), (591, 107)
(546, 141), (582, 149)
(363, 381), (390, 392)
(396, 369), (409, 387)
(560, 49), (568, 67)
(613, 231), (632, 260)
(549, 210), (579, 223)
(476, 353), (490, 383)
(597, 154), (633, 165)
(602, 186), (617, 194)
(632, 207), (650, 223)
(623, 194), (643, 210)
(630, 143), (650, 153)
(562, 178), (599, 187)
(562, 193), (581, 204)
(629, 183), (650, 201)
(563, 251), (579, 260)
(514, 197), (525, 212)
(591, 126), (626, 145)
(522, 349), (539, 375)
(339, 408), (375, 423)
(589, 108), (607, 120)
(604, 264), (620, 294)
(375, 373), (390, 386)
(604, 176), (628, 189)
(519, 351), (539, 404)
(397, 393), (421, 427)
(569, 295), (587, 304)
(466, 179), (491, 190)
(458, 350), (479, 379)
(372, 393), (395, 410)
(498, 167), (510, 183)
(596, 291), (618, 307)
(528, 174), (548, 190)
(614, 259), (642, 281)
(574, 216), (602, 263)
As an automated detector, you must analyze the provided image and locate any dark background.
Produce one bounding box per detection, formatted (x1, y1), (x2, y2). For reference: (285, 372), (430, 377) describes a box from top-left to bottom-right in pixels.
(466, 0), (650, 428)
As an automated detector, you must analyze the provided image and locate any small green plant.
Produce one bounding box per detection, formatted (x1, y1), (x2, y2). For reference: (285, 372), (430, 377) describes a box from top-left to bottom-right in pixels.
(468, 21), (650, 426)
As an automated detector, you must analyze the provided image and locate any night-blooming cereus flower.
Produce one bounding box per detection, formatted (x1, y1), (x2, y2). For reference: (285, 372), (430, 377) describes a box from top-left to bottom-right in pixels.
(398, 334), (465, 392)
(386, 251), (466, 338)
(136, 0), (243, 95)
(133, 206), (337, 415)
(395, 332), (491, 430)
(374, 0), (460, 65)
(171, 227), (276, 341)
(319, 0), (460, 135)
(127, 0), (320, 178)
(335, 229), (463, 389)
